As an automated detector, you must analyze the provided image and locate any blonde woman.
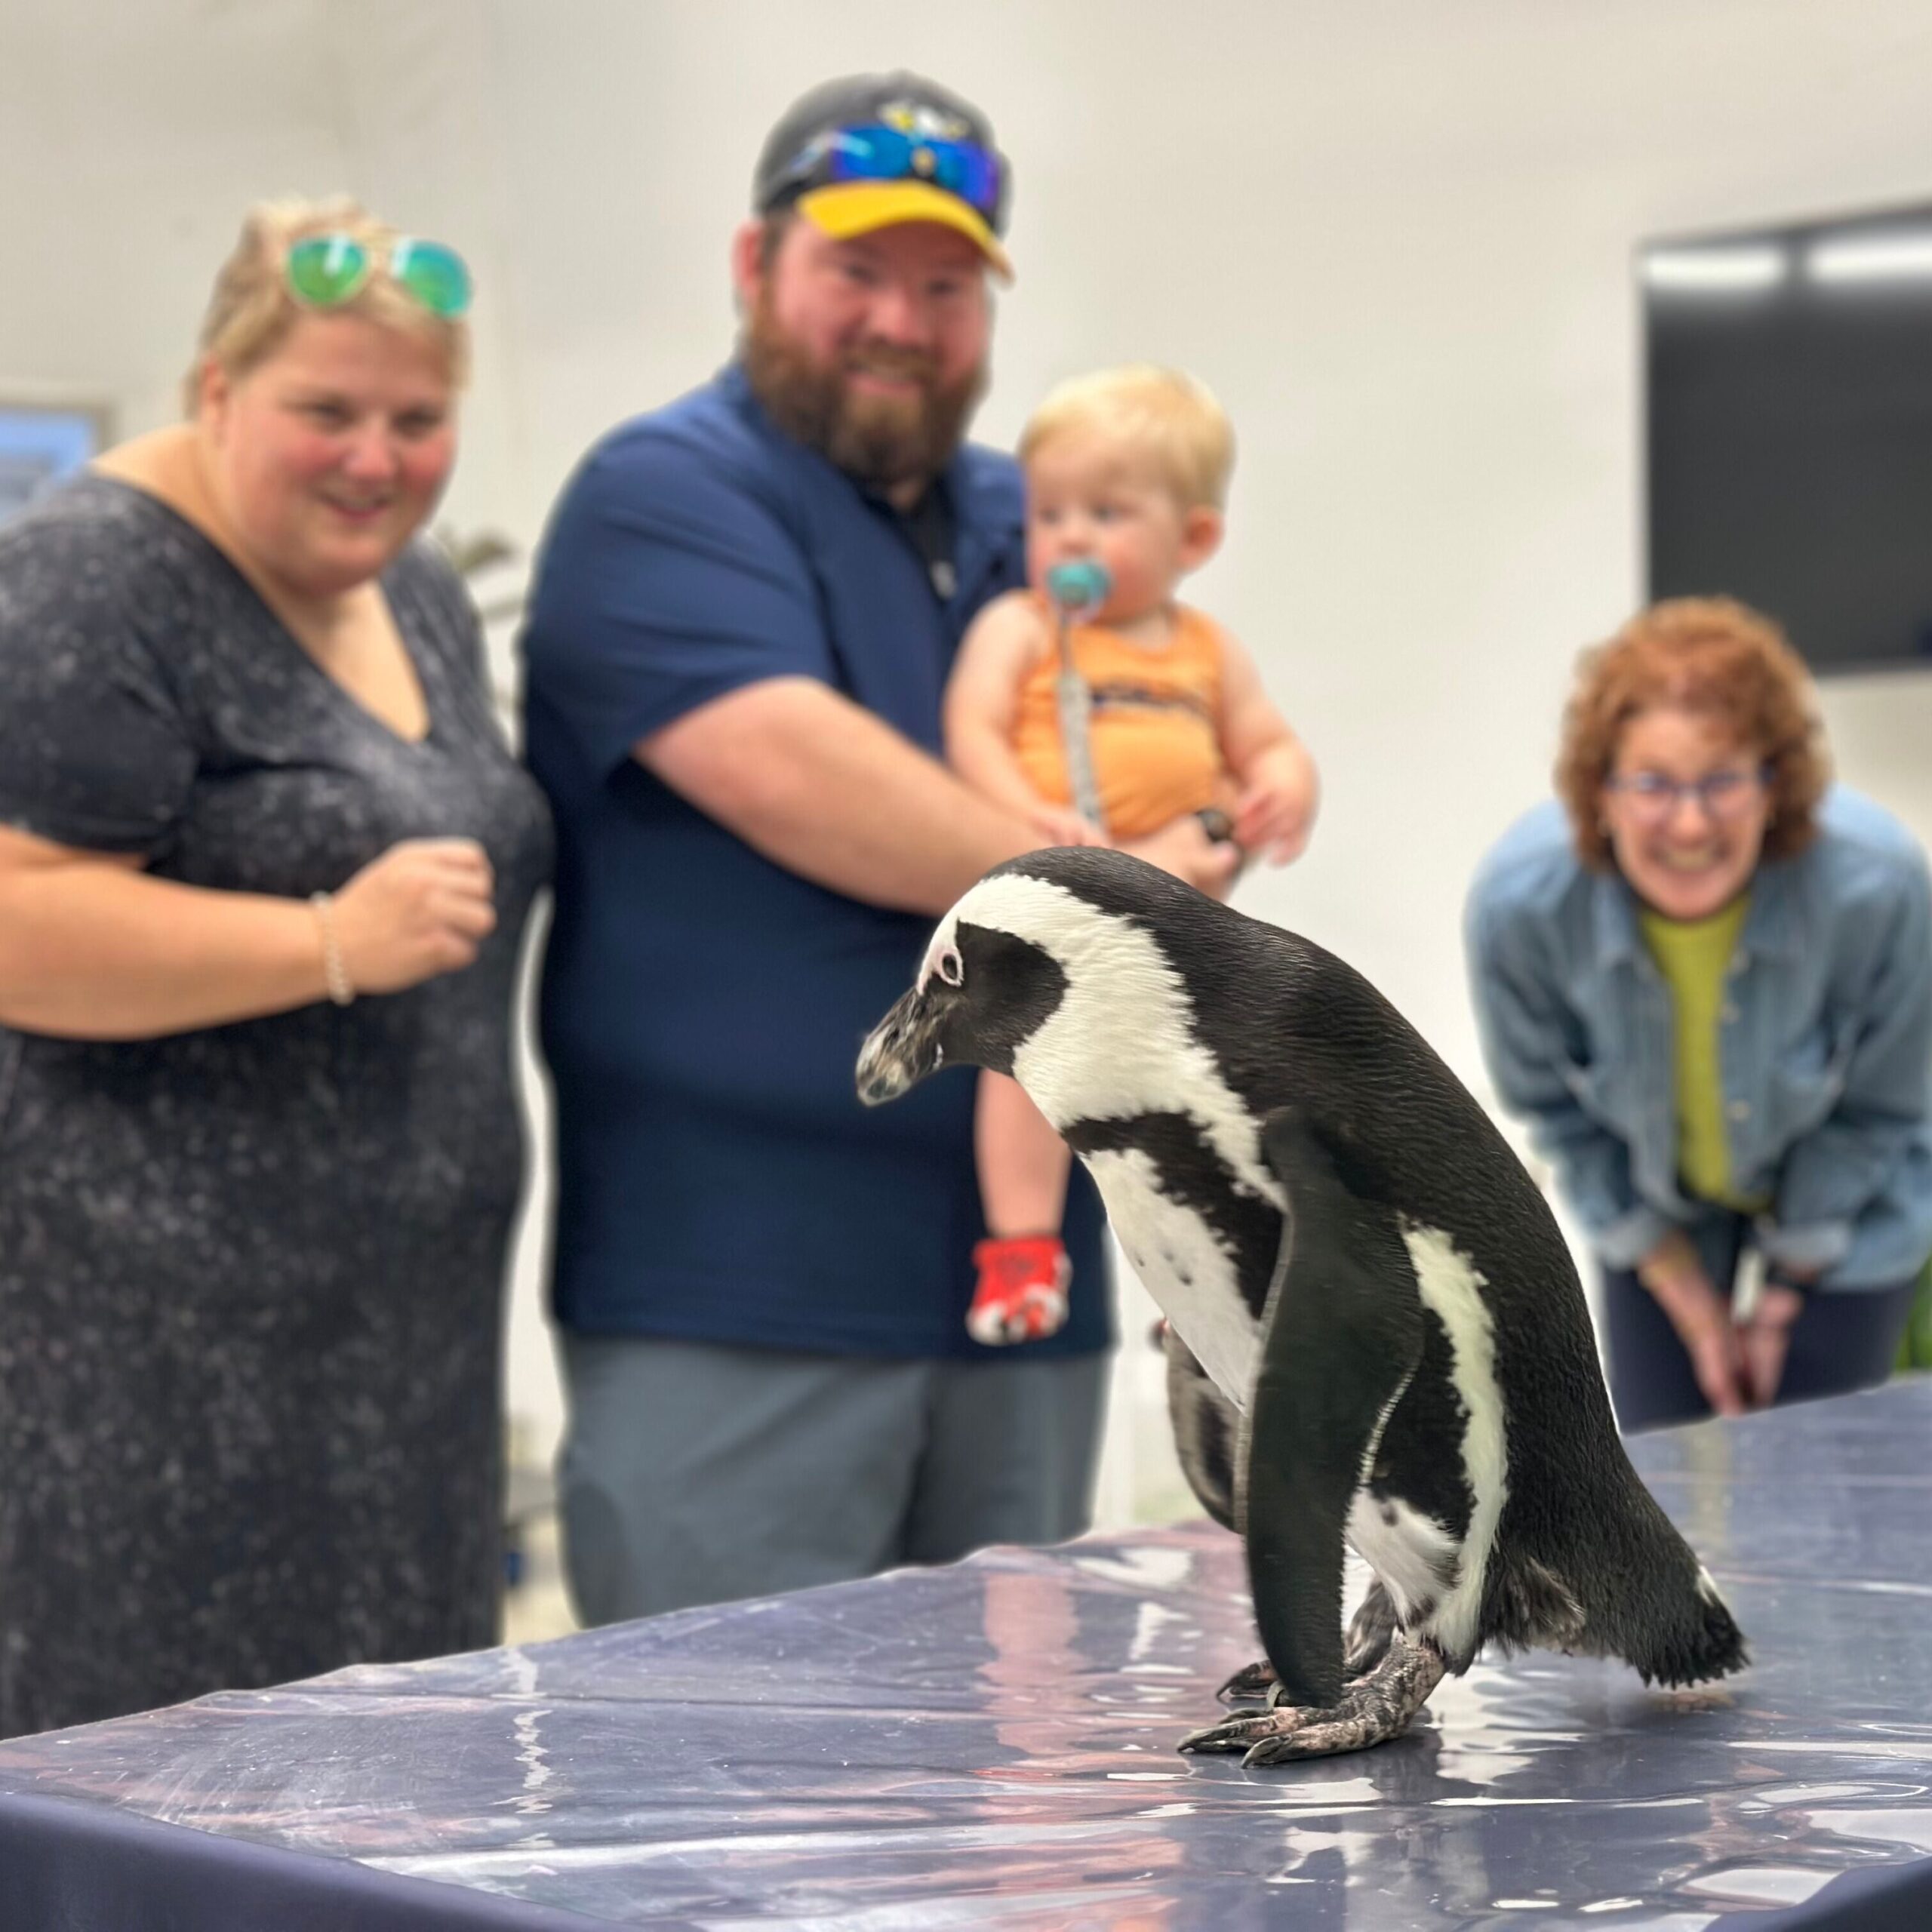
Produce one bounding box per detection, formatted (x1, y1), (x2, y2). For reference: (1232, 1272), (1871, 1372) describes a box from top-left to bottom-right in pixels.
(0, 200), (552, 1736)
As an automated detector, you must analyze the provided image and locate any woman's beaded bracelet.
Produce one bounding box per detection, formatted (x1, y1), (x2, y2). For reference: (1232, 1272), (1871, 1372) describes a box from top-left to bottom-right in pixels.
(309, 892), (355, 1007)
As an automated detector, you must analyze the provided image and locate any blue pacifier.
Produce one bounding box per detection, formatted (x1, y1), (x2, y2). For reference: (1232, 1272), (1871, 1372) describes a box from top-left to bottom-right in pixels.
(1044, 558), (1112, 613)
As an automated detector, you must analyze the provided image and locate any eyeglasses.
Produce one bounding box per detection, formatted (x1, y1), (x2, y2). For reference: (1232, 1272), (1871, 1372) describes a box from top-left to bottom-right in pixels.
(285, 234), (473, 318)
(777, 124), (1004, 223)
(1602, 765), (1770, 824)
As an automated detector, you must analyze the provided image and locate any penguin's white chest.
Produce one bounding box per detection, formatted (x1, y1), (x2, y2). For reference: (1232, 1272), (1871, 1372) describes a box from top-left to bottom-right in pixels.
(1081, 1146), (1261, 1407)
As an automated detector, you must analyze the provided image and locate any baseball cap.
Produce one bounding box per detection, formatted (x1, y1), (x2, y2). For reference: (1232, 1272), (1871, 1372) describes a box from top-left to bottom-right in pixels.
(752, 72), (1013, 279)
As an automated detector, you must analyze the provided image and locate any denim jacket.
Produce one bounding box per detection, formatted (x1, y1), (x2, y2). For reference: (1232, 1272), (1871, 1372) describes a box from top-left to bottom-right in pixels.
(1466, 788), (1932, 1291)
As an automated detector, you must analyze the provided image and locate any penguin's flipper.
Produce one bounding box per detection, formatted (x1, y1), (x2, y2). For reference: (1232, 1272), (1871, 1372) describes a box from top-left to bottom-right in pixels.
(1239, 1107), (1426, 1710)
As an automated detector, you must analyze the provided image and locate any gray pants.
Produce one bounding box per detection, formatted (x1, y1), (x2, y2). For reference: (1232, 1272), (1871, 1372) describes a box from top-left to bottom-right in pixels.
(558, 1333), (1109, 1626)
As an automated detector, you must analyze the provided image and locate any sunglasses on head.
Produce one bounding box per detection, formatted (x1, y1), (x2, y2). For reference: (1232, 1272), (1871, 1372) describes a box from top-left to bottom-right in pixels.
(284, 234), (473, 318)
(780, 124), (1004, 223)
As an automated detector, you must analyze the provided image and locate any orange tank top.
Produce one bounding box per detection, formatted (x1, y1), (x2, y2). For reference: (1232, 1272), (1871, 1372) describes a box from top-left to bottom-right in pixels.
(1011, 601), (1229, 838)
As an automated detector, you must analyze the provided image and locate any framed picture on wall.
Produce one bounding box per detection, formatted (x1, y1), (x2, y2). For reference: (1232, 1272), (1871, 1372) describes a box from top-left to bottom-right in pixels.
(0, 401), (112, 527)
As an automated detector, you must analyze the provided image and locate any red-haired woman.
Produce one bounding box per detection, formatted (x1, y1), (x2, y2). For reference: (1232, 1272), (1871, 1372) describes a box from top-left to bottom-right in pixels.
(1467, 598), (1930, 1431)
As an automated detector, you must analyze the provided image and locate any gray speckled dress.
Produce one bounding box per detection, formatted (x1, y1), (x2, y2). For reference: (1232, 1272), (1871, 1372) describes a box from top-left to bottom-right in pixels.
(0, 476), (553, 1739)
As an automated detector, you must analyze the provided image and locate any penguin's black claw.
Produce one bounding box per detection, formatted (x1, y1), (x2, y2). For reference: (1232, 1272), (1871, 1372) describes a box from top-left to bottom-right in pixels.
(1215, 1657), (1275, 1705)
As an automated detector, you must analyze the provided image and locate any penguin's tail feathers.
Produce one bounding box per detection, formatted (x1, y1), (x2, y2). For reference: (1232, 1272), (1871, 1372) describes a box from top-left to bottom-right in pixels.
(1626, 1559), (1749, 1688)
(1540, 1486), (1750, 1687)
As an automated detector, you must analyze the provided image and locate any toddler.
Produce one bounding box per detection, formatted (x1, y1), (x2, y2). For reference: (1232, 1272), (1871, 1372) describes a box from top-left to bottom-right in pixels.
(943, 365), (1318, 1344)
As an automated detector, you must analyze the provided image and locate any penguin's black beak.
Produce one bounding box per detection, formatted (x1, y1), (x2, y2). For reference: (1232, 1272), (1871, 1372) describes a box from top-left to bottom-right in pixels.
(856, 984), (949, 1106)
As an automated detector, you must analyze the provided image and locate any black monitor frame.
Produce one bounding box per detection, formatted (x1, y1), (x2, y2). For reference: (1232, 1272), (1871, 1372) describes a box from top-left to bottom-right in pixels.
(1644, 199), (1932, 677)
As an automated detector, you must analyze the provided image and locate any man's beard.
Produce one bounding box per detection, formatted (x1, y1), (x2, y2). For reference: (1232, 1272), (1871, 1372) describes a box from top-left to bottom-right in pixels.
(742, 289), (987, 495)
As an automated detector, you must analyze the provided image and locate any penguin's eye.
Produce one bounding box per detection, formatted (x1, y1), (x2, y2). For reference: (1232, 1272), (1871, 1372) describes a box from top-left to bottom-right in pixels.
(935, 947), (964, 988)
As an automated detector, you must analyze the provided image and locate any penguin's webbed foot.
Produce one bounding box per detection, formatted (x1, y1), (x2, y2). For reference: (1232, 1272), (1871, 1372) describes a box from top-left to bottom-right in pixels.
(1179, 1689), (1407, 1764)
(1180, 1632), (1445, 1766)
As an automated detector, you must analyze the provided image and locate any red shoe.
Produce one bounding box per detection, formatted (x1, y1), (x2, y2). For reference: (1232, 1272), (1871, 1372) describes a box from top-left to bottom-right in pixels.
(968, 1235), (1071, 1346)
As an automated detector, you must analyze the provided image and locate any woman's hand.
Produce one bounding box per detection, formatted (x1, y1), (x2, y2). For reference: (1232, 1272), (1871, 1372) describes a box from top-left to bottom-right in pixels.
(1637, 1230), (1748, 1417)
(329, 838), (497, 995)
(1737, 1281), (1807, 1409)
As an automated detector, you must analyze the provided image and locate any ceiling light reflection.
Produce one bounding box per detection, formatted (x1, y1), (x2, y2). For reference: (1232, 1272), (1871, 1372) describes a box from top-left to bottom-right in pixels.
(1641, 245), (1787, 294)
(1805, 232), (1932, 283)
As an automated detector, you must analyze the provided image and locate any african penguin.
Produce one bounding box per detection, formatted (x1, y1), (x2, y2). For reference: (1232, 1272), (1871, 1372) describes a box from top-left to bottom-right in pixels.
(857, 848), (1746, 1764)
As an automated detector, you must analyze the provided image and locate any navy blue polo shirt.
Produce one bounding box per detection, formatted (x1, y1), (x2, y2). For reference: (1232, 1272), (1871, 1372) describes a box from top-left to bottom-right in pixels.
(520, 365), (1109, 1358)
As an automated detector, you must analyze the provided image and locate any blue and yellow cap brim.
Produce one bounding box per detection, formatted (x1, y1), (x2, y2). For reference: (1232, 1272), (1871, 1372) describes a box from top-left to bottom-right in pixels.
(797, 181), (1013, 281)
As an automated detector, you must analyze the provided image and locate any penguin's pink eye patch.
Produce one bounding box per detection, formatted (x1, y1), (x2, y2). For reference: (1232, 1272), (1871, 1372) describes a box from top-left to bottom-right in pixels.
(935, 947), (964, 988)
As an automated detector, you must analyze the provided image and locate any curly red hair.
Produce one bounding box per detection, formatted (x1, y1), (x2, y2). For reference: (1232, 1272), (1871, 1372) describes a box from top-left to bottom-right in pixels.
(1556, 598), (1829, 872)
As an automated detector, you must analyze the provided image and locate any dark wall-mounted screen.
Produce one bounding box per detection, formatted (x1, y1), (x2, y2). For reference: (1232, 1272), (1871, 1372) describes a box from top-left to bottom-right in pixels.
(1645, 205), (1932, 675)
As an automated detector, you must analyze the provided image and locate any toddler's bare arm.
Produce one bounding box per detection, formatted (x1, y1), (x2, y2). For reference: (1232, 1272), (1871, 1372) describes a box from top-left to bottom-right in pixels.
(1216, 628), (1321, 864)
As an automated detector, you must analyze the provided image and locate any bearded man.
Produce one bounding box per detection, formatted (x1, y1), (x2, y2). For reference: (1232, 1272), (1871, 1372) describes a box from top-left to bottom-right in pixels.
(520, 73), (1235, 1623)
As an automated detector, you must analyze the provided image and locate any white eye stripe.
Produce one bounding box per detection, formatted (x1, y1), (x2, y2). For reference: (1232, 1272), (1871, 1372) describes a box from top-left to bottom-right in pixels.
(951, 870), (1277, 1201)
(916, 910), (963, 992)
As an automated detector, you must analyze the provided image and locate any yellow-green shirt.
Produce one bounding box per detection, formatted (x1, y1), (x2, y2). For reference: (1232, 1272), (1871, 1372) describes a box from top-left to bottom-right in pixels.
(1639, 894), (1766, 1211)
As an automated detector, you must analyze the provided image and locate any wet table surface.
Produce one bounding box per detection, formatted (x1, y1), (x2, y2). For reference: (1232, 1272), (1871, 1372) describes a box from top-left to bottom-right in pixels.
(2, 1379), (1930, 1929)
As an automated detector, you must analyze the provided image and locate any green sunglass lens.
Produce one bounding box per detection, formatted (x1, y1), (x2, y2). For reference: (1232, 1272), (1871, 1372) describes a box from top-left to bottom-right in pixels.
(391, 240), (472, 318)
(286, 235), (371, 306)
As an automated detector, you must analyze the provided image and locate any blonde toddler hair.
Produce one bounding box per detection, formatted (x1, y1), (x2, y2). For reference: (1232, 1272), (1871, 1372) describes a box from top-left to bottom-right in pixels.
(1019, 365), (1235, 511)
(183, 195), (469, 414)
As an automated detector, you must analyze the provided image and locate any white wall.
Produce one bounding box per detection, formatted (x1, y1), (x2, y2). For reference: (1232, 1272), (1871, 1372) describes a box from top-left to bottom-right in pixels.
(7, 0), (1932, 1483)
(474, 0), (1932, 1065)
